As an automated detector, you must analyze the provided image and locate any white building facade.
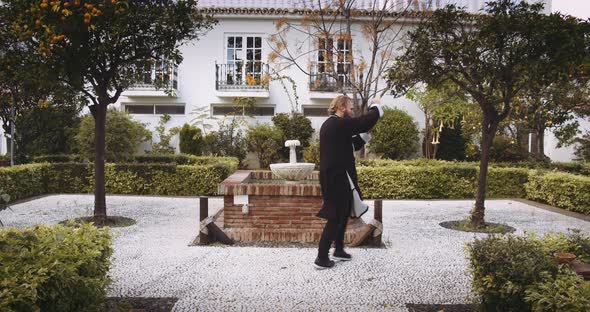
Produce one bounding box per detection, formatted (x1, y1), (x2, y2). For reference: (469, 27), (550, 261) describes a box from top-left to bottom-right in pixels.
(4, 0), (585, 162)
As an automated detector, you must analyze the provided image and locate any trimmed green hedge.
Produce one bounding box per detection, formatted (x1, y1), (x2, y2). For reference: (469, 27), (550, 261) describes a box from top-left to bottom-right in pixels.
(358, 165), (529, 199)
(358, 158), (590, 176)
(526, 171), (590, 215)
(0, 164), (48, 203)
(0, 223), (112, 311)
(0, 159), (236, 203)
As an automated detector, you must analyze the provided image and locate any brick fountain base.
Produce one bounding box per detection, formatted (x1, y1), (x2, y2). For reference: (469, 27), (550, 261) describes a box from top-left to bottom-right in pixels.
(216, 170), (368, 243)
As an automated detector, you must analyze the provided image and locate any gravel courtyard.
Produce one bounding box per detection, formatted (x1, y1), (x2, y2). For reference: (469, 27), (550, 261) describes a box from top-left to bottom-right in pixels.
(2, 195), (589, 312)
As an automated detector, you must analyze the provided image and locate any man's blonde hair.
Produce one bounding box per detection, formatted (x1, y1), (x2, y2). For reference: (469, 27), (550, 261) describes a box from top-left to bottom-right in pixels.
(328, 95), (352, 115)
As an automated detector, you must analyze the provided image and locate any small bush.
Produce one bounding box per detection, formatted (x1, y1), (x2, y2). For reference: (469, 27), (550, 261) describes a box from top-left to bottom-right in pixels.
(202, 118), (247, 164)
(303, 138), (320, 169)
(246, 124), (283, 169)
(272, 112), (314, 161)
(151, 114), (178, 154)
(489, 135), (530, 162)
(467, 235), (559, 312)
(525, 271), (590, 312)
(468, 232), (590, 312)
(0, 164), (48, 203)
(369, 108), (420, 160)
(526, 171), (590, 215)
(178, 123), (203, 156)
(75, 109), (151, 162)
(574, 131), (590, 161)
(0, 223), (112, 311)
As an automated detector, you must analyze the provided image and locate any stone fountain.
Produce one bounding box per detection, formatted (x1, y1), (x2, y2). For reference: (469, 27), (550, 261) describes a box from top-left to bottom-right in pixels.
(214, 139), (370, 244)
(269, 140), (315, 183)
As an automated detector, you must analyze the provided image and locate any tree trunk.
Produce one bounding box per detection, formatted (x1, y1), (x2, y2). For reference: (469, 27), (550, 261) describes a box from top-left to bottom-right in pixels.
(471, 117), (498, 228)
(536, 127), (545, 159)
(93, 103), (108, 224)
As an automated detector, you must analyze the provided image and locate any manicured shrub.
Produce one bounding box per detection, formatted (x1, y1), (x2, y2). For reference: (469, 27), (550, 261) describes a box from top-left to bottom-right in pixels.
(526, 171), (590, 215)
(246, 124), (283, 169)
(272, 112), (314, 161)
(178, 123), (203, 156)
(357, 165), (528, 199)
(0, 164), (48, 203)
(0, 223), (112, 311)
(75, 109), (151, 162)
(32, 154), (84, 163)
(369, 108), (420, 159)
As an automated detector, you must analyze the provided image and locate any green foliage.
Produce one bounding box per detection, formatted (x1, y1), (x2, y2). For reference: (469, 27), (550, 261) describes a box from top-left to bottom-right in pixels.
(75, 109), (151, 162)
(272, 112), (314, 161)
(525, 272), (590, 312)
(468, 232), (590, 312)
(369, 108), (420, 160)
(202, 118), (247, 165)
(151, 114), (179, 154)
(14, 104), (83, 163)
(303, 138), (320, 169)
(0, 223), (112, 311)
(467, 235), (560, 312)
(178, 123), (203, 156)
(245, 124), (283, 169)
(526, 171), (590, 215)
(574, 131), (590, 161)
(0, 164), (48, 203)
(32, 154), (84, 164)
(436, 118), (468, 161)
(490, 135), (530, 162)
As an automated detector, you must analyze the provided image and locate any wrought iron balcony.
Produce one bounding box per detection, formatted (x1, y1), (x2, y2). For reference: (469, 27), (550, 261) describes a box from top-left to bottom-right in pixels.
(309, 63), (353, 93)
(129, 60), (178, 91)
(215, 61), (270, 91)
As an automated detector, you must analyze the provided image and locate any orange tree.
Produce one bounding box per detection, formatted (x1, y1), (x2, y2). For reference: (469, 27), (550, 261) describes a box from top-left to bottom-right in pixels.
(388, 0), (589, 228)
(7, 0), (216, 224)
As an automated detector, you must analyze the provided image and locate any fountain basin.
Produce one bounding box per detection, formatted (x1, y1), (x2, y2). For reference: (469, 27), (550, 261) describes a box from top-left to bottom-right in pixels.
(217, 170), (368, 243)
(269, 163), (315, 183)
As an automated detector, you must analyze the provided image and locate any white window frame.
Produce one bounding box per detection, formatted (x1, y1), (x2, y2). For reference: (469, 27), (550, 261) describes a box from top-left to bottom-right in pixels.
(224, 33), (265, 85)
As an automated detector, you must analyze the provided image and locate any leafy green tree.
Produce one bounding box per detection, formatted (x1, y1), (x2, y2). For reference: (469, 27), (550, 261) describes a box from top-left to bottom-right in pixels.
(246, 124), (283, 169)
(370, 108), (420, 160)
(15, 104), (83, 163)
(76, 109), (151, 163)
(388, 0), (588, 227)
(8, 0), (216, 223)
(0, 2), (80, 165)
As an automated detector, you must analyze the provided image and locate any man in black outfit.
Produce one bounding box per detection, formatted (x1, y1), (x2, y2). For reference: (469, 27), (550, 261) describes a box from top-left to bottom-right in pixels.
(314, 95), (383, 269)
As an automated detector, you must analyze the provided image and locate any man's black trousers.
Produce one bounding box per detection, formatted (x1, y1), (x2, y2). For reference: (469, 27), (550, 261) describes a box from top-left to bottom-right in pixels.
(317, 215), (348, 259)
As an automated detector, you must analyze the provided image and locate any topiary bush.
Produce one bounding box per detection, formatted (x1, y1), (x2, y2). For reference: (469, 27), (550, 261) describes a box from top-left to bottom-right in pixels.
(369, 108), (420, 160)
(526, 171), (590, 215)
(272, 112), (314, 161)
(75, 109), (151, 162)
(0, 223), (112, 311)
(245, 123), (283, 169)
(178, 123), (203, 156)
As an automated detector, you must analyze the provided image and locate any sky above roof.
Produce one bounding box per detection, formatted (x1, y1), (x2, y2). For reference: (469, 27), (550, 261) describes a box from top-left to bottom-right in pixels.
(552, 0), (590, 19)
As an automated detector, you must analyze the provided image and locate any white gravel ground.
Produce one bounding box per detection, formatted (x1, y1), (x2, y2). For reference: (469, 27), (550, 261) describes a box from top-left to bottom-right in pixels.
(2, 195), (590, 312)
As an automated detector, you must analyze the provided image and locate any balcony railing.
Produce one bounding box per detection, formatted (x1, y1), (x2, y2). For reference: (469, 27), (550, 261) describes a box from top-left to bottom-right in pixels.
(215, 61), (270, 91)
(309, 63), (353, 92)
(395, 0), (480, 12)
(130, 59), (178, 91)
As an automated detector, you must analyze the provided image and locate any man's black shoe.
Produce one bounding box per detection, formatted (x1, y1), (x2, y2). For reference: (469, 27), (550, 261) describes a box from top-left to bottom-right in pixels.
(314, 257), (335, 269)
(332, 250), (352, 261)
